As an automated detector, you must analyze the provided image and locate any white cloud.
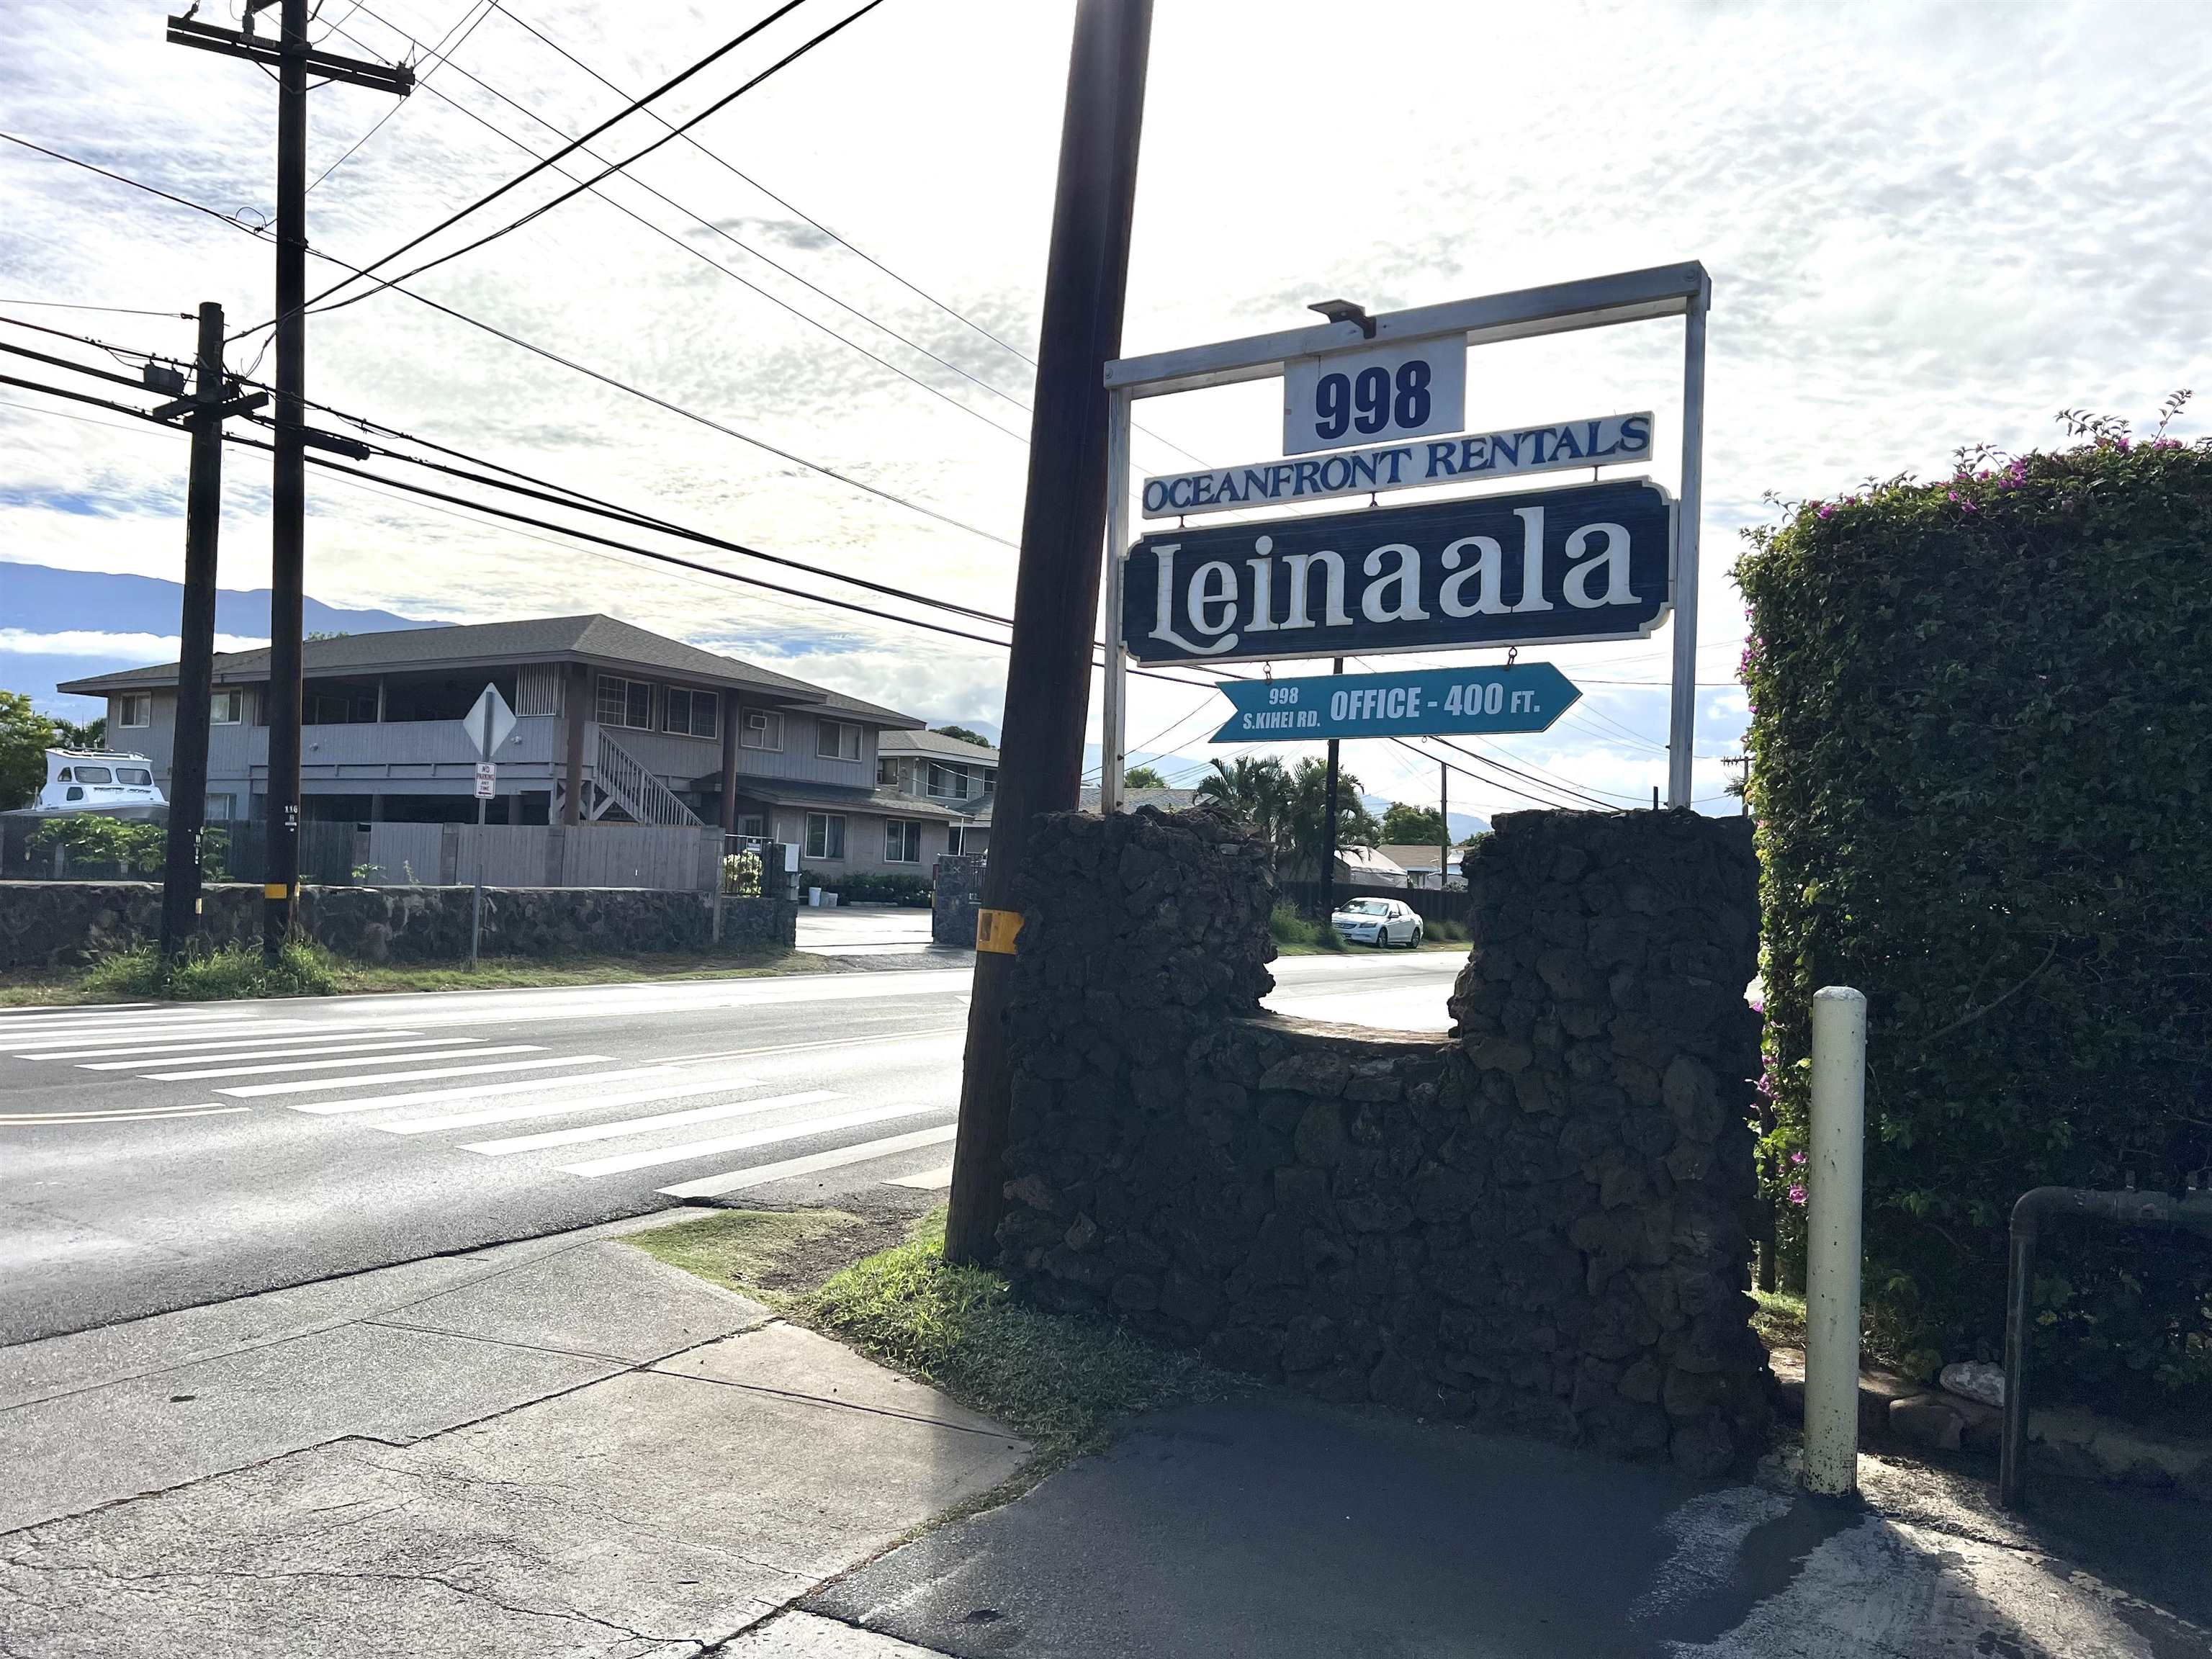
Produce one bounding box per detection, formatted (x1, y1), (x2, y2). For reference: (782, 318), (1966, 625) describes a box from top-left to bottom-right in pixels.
(0, 628), (266, 657)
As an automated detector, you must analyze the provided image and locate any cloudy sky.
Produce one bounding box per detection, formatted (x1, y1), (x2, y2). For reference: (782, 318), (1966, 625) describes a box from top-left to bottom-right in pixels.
(4, 0), (2207, 819)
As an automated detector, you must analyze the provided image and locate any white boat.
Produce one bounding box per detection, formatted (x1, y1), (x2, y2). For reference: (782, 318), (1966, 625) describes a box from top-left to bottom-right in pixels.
(35, 749), (167, 813)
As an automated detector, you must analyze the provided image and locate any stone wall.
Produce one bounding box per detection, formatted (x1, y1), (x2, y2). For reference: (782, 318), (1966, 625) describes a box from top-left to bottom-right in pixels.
(0, 881), (795, 968)
(994, 805), (1771, 1475)
(930, 853), (985, 947)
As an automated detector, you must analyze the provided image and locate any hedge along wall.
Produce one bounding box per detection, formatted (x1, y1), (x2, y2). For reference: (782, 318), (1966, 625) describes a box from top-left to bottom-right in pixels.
(1736, 432), (2212, 1406)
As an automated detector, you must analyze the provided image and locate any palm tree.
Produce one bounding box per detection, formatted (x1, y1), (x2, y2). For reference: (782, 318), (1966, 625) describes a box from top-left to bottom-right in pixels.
(1196, 755), (1290, 873)
(1282, 757), (1381, 881)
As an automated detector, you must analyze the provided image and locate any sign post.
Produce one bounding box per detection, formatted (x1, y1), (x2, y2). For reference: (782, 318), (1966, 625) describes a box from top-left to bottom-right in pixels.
(462, 685), (515, 969)
(1100, 262), (1711, 807)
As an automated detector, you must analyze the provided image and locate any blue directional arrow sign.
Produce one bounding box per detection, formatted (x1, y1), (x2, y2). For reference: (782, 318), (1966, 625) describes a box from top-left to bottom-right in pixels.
(1211, 663), (1580, 744)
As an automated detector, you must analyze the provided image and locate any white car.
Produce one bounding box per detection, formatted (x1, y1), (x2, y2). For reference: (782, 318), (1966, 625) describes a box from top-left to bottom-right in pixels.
(1331, 896), (1424, 948)
(35, 749), (166, 813)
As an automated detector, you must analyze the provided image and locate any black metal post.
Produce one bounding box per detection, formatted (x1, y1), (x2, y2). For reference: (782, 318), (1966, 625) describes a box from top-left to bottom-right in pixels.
(1320, 657), (1343, 920)
(159, 301), (226, 965)
(943, 0), (1153, 1267)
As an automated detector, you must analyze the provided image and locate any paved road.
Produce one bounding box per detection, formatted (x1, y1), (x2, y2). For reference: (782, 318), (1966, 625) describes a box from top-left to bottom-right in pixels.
(0, 947), (1458, 1345)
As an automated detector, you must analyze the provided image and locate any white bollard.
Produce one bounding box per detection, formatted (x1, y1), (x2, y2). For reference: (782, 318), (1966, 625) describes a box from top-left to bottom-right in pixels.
(1802, 985), (1867, 1496)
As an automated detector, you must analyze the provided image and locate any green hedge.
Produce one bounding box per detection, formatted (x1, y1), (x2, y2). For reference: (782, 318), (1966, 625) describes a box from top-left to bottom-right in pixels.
(805, 870), (933, 907)
(1736, 428), (2212, 1407)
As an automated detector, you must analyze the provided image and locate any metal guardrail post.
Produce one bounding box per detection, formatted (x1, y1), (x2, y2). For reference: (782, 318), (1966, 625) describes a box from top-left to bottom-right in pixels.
(1803, 985), (1867, 1496)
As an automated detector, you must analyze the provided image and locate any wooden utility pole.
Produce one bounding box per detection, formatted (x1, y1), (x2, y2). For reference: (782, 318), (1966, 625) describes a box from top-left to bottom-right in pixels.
(1320, 657), (1344, 920)
(943, 0), (1153, 1266)
(1438, 760), (1448, 899)
(156, 302), (265, 963)
(167, 4), (411, 956)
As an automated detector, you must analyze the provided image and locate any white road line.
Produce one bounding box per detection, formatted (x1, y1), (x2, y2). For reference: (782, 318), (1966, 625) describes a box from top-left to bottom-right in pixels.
(0, 1001), (159, 1017)
(145, 1043), (522, 1082)
(660, 1125), (960, 1199)
(379, 1071), (756, 1134)
(221, 1053), (612, 1099)
(657, 1026), (964, 1065)
(459, 1088), (840, 1156)
(16, 1025), (423, 1058)
(884, 1161), (956, 1190)
(559, 1102), (945, 1179)
(5, 1017), (284, 1048)
(284, 1064), (683, 1118)
(0, 1105), (251, 1125)
(75, 1035), (465, 1071)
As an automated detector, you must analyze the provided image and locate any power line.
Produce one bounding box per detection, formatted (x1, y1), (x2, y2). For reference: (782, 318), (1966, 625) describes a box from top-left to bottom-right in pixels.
(479, 0), (1213, 473)
(0, 298), (194, 320)
(269, 0), (814, 328)
(327, 30), (1028, 446)
(303, 0), (884, 325)
(0, 134), (1020, 549)
(306, 0), (495, 193)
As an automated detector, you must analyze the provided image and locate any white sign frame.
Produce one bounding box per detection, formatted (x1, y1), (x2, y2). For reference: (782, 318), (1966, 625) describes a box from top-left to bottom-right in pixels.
(1099, 262), (1710, 811)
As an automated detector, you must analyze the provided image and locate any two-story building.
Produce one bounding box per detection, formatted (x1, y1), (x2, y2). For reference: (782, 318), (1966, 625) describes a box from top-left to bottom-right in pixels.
(876, 728), (997, 855)
(58, 614), (971, 878)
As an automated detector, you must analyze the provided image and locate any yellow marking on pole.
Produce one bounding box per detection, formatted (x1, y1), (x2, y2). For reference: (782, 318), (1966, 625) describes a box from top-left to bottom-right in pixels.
(976, 908), (1024, 955)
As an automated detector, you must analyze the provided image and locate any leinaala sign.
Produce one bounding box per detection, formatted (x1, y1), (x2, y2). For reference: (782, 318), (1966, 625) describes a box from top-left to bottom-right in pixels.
(1120, 478), (1674, 667)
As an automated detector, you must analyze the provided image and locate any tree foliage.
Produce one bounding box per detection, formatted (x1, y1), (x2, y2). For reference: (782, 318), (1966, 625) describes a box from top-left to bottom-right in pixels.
(1380, 801), (1447, 844)
(1735, 422), (2212, 1405)
(931, 724), (994, 749)
(0, 690), (50, 809)
(1123, 764), (1168, 790)
(1196, 755), (1378, 880)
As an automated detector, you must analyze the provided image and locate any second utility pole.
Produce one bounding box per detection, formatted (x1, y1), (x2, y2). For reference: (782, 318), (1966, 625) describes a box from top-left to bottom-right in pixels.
(167, 1), (411, 957)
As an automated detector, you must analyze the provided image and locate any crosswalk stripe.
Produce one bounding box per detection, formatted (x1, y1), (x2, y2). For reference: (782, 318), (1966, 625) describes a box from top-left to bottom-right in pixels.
(287, 1064), (683, 1118)
(15, 1024), (422, 1058)
(559, 1102), (945, 1179)
(75, 1035), (461, 1071)
(379, 1071), (752, 1134)
(143, 1043), (516, 1082)
(6, 1017), (281, 1048)
(0, 1001), (160, 1017)
(0, 1102), (249, 1123)
(459, 1088), (837, 1156)
(220, 1053), (613, 1099)
(659, 1125), (960, 1199)
(884, 1161), (956, 1190)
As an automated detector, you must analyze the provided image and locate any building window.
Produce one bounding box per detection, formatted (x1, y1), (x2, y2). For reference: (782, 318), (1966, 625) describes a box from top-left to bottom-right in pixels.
(926, 762), (971, 799)
(804, 812), (846, 860)
(946, 826), (964, 855)
(663, 686), (719, 739)
(210, 688), (242, 724)
(877, 757), (900, 787)
(596, 675), (653, 730)
(119, 693), (150, 728)
(735, 813), (765, 839)
(886, 819), (922, 863)
(205, 794), (234, 822)
(981, 768), (997, 792)
(742, 709), (783, 751)
(816, 719), (862, 762)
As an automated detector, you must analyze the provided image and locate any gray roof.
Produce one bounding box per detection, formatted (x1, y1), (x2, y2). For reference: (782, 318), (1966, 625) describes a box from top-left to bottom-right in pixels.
(1375, 842), (1478, 871)
(719, 778), (970, 823)
(878, 729), (1000, 763)
(932, 786), (1200, 829)
(55, 614), (922, 729)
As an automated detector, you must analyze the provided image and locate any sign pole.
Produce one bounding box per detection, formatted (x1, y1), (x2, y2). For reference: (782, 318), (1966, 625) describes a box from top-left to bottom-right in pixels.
(944, 0), (1154, 1268)
(1320, 657), (1342, 920)
(1439, 761), (1448, 896)
(1100, 385), (1132, 815)
(470, 701), (488, 969)
(1665, 284), (1709, 809)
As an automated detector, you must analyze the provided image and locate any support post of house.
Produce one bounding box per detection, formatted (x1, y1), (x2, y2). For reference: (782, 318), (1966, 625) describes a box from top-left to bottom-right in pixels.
(719, 697), (739, 836)
(563, 663), (588, 825)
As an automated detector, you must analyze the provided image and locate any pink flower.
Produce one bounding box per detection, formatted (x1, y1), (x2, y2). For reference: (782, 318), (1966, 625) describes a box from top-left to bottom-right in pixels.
(1817, 504), (1835, 520)
(1787, 1183), (1807, 1206)
(1790, 1151), (1806, 1166)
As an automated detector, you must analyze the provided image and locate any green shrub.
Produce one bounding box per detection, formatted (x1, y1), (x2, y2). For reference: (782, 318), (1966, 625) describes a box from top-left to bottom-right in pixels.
(1735, 421), (2212, 1405)
(81, 940), (340, 1002)
(721, 849), (763, 897)
(30, 816), (163, 874)
(809, 870), (932, 907)
(1267, 902), (1344, 950)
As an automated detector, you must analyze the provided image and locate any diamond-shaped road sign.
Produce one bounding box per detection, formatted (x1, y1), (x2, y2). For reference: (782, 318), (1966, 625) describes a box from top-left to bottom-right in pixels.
(464, 683), (516, 761)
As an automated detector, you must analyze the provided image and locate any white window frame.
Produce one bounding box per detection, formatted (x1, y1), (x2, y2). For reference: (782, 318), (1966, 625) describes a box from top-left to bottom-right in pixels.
(885, 819), (923, 864)
(596, 674), (654, 731)
(209, 688), (242, 724)
(741, 709), (783, 751)
(119, 693), (150, 729)
(663, 685), (719, 740)
(804, 812), (847, 860)
(815, 719), (863, 762)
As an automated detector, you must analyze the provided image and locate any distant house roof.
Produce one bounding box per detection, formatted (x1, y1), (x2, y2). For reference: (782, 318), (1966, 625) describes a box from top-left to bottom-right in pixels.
(54, 614), (922, 729)
(1079, 786), (1202, 814)
(1336, 845), (1408, 884)
(878, 729), (999, 763)
(1374, 842), (1477, 873)
(714, 778), (969, 823)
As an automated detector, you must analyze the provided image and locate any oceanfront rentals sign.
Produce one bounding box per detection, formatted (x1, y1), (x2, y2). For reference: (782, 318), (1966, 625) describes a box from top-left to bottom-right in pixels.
(1120, 479), (1673, 667)
(1140, 412), (1654, 519)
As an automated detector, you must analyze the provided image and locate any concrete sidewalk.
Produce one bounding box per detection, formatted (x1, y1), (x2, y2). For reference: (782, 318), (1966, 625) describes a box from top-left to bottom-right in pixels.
(0, 1213), (1025, 1656)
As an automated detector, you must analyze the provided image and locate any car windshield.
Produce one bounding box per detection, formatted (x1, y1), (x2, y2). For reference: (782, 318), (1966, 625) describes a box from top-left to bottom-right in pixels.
(75, 765), (113, 783)
(1341, 900), (1390, 915)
